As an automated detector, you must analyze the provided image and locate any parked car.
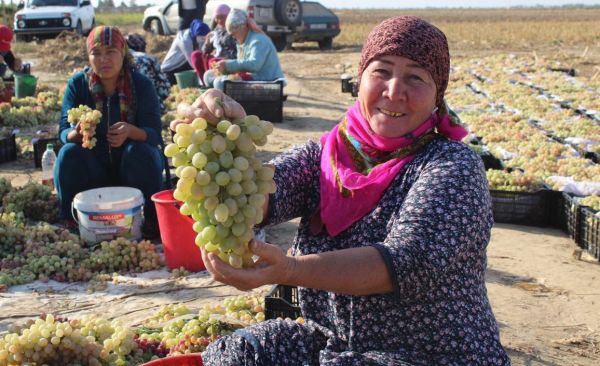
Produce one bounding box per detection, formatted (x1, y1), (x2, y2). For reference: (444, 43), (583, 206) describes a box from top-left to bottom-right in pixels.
(13, 0), (95, 41)
(143, 0), (337, 52)
(290, 1), (339, 50)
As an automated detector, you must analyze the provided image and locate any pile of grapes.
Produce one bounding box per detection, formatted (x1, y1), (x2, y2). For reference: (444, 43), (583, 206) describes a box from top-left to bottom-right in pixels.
(0, 295), (268, 364)
(67, 105), (102, 149)
(1, 182), (60, 223)
(486, 169), (545, 192)
(0, 214), (162, 288)
(137, 295), (265, 359)
(0, 314), (142, 365)
(164, 115), (276, 268)
(580, 194), (600, 212)
(163, 86), (203, 112)
(0, 89), (62, 129)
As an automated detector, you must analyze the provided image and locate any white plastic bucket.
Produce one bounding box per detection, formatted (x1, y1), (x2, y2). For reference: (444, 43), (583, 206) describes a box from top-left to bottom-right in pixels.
(72, 187), (144, 244)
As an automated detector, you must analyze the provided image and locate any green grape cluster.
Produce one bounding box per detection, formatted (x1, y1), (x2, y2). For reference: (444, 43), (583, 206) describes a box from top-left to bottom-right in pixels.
(91, 238), (163, 274)
(142, 304), (191, 327)
(67, 105), (102, 149)
(0, 314), (141, 366)
(164, 115), (276, 268)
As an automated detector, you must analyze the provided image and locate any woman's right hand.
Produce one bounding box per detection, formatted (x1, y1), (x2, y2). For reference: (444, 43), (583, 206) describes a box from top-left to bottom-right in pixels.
(201, 240), (296, 291)
(170, 89), (246, 131)
(66, 121), (83, 143)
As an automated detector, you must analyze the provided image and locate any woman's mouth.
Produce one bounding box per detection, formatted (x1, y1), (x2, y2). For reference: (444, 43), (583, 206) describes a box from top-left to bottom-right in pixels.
(379, 108), (405, 118)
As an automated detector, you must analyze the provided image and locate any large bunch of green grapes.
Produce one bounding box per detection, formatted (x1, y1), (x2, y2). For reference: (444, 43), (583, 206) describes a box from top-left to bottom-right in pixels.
(164, 115), (276, 268)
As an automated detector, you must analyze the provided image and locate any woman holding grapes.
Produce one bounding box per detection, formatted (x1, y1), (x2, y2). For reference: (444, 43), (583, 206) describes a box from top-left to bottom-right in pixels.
(178, 15), (510, 365)
(54, 26), (165, 238)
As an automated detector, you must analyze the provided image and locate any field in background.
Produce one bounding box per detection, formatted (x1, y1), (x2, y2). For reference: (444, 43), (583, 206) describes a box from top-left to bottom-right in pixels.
(335, 8), (600, 51)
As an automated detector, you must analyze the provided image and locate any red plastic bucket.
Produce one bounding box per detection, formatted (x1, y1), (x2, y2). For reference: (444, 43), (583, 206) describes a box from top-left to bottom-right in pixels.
(151, 189), (205, 272)
(141, 354), (204, 366)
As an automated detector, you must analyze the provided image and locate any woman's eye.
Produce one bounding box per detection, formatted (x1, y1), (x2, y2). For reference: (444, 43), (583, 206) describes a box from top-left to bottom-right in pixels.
(409, 74), (424, 81)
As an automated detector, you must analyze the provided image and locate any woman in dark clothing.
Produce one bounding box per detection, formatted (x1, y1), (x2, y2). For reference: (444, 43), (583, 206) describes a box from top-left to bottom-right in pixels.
(55, 26), (165, 237)
(176, 15), (510, 366)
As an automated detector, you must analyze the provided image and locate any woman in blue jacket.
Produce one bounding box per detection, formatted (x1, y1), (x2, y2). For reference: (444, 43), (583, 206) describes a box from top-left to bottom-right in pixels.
(203, 9), (285, 90)
(55, 26), (165, 237)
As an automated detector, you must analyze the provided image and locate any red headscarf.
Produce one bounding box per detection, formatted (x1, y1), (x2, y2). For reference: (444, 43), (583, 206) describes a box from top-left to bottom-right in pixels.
(86, 26), (135, 123)
(318, 16), (468, 237)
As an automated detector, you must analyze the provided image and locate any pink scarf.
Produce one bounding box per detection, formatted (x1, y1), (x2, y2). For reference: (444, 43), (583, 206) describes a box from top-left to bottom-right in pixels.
(318, 101), (468, 237)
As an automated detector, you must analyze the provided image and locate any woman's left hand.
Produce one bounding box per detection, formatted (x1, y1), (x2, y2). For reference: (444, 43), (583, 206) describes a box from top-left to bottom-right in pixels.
(201, 240), (296, 291)
(107, 121), (132, 148)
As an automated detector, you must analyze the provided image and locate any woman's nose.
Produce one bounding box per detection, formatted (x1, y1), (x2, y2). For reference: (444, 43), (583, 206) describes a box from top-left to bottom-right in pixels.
(384, 78), (406, 101)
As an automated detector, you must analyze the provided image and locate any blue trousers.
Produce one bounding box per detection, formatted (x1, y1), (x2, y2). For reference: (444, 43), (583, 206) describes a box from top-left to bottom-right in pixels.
(54, 141), (165, 220)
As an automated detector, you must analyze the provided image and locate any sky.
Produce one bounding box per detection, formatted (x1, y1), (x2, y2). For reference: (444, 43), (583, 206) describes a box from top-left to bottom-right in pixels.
(141, 0), (600, 9)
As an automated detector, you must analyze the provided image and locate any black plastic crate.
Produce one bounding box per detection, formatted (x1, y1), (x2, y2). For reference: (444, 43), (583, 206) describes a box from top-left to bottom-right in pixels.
(490, 189), (549, 227)
(223, 80), (284, 123)
(563, 192), (583, 246)
(0, 133), (17, 164)
(264, 284), (301, 320)
(33, 137), (62, 169)
(580, 207), (599, 261)
(547, 190), (566, 230)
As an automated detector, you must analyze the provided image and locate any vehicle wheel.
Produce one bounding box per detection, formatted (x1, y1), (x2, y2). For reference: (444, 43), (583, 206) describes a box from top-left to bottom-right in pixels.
(76, 20), (84, 36)
(150, 18), (163, 36)
(318, 37), (333, 51)
(274, 0), (302, 28)
(272, 36), (288, 52)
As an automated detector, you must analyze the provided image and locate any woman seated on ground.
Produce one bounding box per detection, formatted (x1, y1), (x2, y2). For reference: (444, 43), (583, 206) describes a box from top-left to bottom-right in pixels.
(55, 26), (165, 238)
(203, 9), (284, 90)
(177, 15), (510, 365)
(161, 19), (211, 85)
(191, 4), (237, 82)
(125, 33), (171, 114)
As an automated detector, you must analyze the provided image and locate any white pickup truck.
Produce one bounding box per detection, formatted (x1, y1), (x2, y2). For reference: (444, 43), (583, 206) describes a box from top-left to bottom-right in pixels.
(13, 0), (95, 41)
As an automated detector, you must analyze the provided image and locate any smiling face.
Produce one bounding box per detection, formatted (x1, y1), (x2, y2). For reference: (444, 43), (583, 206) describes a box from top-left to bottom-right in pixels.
(88, 45), (124, 81)
(358, 55), (437, 138)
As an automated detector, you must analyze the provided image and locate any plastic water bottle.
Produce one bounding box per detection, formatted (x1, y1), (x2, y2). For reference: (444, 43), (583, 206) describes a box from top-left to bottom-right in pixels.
(41, 143), (56, 191)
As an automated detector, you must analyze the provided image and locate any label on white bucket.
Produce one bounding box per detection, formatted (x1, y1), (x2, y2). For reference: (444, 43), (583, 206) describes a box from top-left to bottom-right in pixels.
(73, 187), (145, 244)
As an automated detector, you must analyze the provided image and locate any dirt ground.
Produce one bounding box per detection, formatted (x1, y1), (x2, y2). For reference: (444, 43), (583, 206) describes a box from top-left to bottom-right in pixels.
(1, 46), (600, 365)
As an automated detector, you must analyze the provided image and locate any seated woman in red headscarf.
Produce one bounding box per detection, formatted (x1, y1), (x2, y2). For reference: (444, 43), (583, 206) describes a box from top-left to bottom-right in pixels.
(54, 26), (165, 238)
(174, 15), (510, 366)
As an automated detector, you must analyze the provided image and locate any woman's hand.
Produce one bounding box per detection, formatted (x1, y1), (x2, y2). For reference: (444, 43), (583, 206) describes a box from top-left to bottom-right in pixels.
(201, 240), (296, 291)
(14, 58), (22, 72)
(107, 121), (132, 148)
(67, 122), (84, 143)
(213, 60), (226, 74)
(170, 89), (246, 131)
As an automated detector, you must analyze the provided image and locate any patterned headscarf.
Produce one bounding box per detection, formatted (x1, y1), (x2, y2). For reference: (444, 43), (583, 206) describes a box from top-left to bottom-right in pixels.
(86, 26), (136, 124)
(358, 15), (450, 112)
(225, 9), (248, 33)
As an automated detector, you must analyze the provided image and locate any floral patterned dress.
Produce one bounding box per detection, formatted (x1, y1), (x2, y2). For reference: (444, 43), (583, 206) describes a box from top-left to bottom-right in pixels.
(202, 137), (511, 366)
(130, 51), (171, 114)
